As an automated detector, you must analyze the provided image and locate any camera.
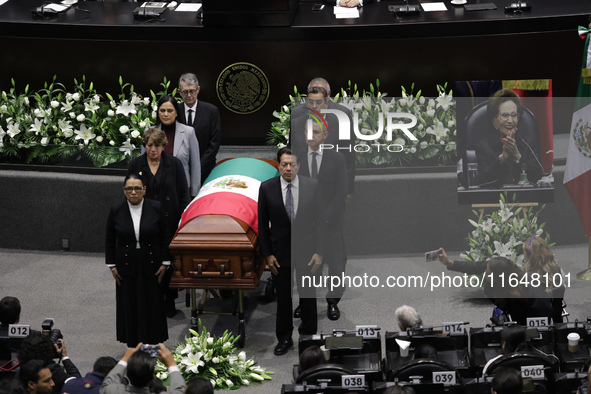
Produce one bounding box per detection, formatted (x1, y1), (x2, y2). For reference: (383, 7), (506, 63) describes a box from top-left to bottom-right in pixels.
(41, 318), (63, 351)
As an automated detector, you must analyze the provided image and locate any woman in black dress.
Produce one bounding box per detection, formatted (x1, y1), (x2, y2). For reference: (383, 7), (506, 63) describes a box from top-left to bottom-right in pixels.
(105, 174), (170, 346)
(127, 128), (190, 316)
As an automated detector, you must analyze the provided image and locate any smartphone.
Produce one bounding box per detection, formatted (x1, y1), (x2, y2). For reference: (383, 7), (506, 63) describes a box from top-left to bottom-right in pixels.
(0, 359), (19, 372)
(140, 344), (160, 357)
(425, 249), (442, 262)
(312, 4), (325, 11)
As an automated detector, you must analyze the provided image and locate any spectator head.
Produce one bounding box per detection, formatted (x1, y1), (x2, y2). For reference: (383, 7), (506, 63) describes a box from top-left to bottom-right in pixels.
(184, 378), (214, 394)
(149, 377), (166, 394)
(19, 360), (54, 394)
(127, 350), (157, 388)
(18, 331), (56, 364)
(395, 305), (423, 331)
(92, 356), (117, 376)
(491, 367), (522, 394)
(413, 344), (438, 359)
(501, 325), (527, 354)
(0, 378), (28, 394)
(0, 296), (21, 326)
(383, 385), (416, 394)
(298, 345), (327, 375)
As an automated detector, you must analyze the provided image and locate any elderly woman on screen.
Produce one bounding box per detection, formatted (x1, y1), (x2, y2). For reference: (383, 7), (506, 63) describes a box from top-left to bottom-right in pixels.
(153, 95), (201, 197)
(475, 89), (542, 188)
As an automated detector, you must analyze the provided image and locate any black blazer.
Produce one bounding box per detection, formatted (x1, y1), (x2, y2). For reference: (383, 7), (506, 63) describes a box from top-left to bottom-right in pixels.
(105, 198), (171, 278)
(290, 101), (355, 194)
(127, 152), (190, 238)
(258, 176), (326, 268)
(298, 149), (347, 228)
(178, 101), (221, 182)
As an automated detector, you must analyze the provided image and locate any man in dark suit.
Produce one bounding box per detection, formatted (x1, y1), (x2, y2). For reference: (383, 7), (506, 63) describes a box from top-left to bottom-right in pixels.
(177, 73), (221, 184)
(258, 147), (325, 356)
(290, 77), (355, 197)
(296, 121), (348, 321)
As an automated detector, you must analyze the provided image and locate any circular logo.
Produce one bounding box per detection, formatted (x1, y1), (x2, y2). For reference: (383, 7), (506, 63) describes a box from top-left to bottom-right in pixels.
(216, 63), (270, 114)
(572, 118), (591, 158)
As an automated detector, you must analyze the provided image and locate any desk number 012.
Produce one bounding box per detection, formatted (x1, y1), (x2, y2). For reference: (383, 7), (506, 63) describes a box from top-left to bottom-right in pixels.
(8, 324), (30, 338)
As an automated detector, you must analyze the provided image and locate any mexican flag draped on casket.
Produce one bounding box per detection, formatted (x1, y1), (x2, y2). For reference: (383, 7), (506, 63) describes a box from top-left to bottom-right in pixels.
(178, 158), (279, 234)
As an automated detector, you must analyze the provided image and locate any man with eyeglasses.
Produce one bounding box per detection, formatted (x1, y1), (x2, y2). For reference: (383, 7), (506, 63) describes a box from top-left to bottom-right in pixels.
(290, 78), (355, 198)
(177, 73), (221, 184)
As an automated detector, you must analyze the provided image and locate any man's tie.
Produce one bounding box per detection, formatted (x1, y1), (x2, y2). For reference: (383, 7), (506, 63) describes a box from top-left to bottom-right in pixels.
(286, 183), (293, 221)
(187, 109), (193, 125)
(311, 152), (318, 179)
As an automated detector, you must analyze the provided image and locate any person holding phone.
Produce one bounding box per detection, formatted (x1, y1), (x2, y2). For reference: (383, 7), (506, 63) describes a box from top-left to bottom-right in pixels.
(101, 343), (185, 394)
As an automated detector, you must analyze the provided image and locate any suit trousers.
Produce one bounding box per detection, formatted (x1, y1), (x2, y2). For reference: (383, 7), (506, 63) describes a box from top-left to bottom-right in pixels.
(275, 265), (318, 342)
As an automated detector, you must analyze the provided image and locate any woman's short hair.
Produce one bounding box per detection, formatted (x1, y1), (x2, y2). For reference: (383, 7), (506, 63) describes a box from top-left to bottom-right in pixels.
(142, 128), (168, 147)
(298, 345), (327, 375)
(395, 305), (423, 331)
(156, 95), (180, 124)
(486, 88), (523, 125)
(124, 173), (144, 186)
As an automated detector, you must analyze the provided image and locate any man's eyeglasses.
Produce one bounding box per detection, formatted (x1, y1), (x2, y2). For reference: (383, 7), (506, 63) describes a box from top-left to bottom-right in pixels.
(305, 98), (327, 106)
(180, 89), (198, 96)
(124, 186), (144, 193)
(498, 112), (519, 121)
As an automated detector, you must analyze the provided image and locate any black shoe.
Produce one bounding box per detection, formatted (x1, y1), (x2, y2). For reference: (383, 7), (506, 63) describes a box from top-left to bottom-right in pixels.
(293, 305), (302, 319)
(274, 339), (294, 356)
(327, 303), (340, 321)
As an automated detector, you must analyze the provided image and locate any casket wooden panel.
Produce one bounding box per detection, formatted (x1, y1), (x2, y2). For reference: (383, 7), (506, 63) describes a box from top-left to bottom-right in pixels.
(169, 214), (264, 290)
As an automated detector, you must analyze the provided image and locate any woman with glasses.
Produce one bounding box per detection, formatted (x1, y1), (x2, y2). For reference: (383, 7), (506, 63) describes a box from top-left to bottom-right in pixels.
(475, 89), (542, 188)
(105, 173), (171, 346)
(153, 95), (201, 197)
(127, 128), (190, 317)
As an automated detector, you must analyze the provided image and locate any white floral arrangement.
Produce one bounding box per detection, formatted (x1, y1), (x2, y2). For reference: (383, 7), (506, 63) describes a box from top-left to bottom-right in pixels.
(155, 320), (273, 390)
(267, 81), (457, 167)
(0, 76), (177, 167)
(462, 193), (554, 265)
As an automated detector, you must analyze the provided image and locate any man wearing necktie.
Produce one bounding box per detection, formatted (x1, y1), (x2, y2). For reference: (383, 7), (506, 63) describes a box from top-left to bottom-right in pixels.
(177, 73), (221, 184)
(258, 147), (326, 356)
(296, 121), (348, 321)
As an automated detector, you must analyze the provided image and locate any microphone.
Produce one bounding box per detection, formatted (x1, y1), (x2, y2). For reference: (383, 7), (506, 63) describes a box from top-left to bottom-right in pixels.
(517, 135), (546, 175)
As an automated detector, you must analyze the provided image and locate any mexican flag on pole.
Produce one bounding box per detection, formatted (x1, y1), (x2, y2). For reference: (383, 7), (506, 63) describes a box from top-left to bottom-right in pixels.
(564, 27), (591, 237)
(178, 158), (279, 234)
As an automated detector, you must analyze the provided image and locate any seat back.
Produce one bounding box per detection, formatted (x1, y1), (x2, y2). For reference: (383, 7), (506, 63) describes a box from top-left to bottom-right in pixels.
(296, 364), (356, 386)
(387, 358), (460, 384)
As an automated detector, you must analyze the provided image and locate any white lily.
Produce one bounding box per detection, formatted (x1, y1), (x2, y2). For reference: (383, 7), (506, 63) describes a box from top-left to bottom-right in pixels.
(29, 118), (44, 135)
(116, 100), (137, 116)
(74, 125), (96, 145)
(180, 352), (205, 374)
(7, 123), (20, 138)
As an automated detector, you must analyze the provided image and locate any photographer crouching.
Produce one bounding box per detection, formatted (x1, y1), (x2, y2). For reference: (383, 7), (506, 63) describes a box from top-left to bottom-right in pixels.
(17, 325), (81, 394)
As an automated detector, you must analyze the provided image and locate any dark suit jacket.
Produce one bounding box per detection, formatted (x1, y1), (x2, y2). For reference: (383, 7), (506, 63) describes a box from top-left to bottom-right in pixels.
(298, 149), (347, 228)
(105, 198), (171, 278)
(258, 176), (326, 268)
(178, 101), (221, 183)
(127, 152), (190, 238)
(475, 133), (542, 188)
(290, 101), (355, 193)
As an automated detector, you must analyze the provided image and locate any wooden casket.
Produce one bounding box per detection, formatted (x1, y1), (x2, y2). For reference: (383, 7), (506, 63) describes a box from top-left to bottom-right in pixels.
(169, 158), (279, 291)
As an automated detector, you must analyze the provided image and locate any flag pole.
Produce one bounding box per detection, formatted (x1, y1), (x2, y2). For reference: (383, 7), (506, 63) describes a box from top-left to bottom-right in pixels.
(577, 236), (591, 280)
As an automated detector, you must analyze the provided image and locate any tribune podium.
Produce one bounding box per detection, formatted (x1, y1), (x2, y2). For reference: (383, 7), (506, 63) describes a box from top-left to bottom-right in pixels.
(202, 0), (299, 26)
